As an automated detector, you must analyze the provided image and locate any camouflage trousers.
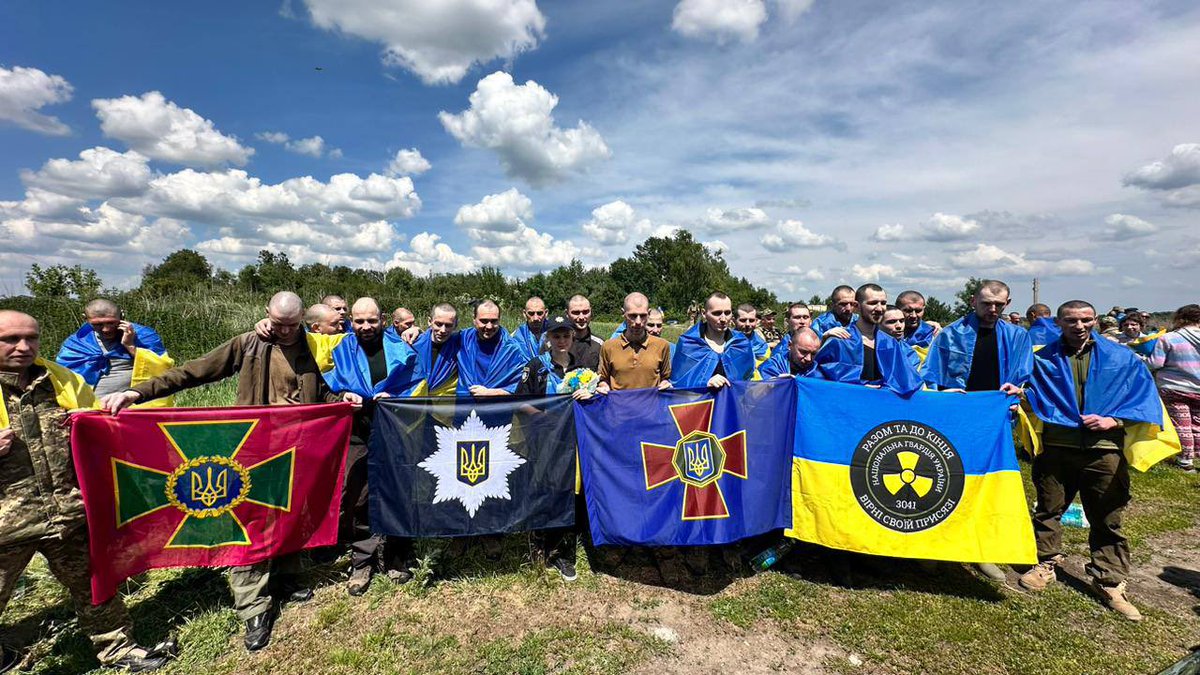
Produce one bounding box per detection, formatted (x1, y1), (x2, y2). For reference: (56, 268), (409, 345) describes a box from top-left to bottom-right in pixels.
(0, 526), (137, 664)
(229, 553), (303, 622)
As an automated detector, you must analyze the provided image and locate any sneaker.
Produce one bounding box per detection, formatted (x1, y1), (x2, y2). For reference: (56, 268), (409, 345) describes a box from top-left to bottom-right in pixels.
(549, 557), (578, 582)
(347, 566), (372, 596)
(1092, 579), (1143, 621)
(385, 566), (413, 584)
(1018, 554), (1064, 591)
(974, 563), (1007, 582)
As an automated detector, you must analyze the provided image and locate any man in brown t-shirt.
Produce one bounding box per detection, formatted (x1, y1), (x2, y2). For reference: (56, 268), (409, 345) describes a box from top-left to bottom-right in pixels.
(101, 291), (344, 652)
(597, 292), (672, 392)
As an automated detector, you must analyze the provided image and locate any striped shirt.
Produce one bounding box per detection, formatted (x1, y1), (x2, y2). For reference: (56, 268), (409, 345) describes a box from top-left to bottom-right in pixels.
(1148, 327), (1200, 394)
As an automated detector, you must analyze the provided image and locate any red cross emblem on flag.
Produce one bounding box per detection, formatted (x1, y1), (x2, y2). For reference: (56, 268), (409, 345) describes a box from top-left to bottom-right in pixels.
(641, 399), (747, 520)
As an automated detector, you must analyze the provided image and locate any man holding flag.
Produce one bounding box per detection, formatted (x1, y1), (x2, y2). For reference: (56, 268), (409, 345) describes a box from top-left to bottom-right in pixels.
(816, 284), (922, 396)
(409, 303), (461, 396)
(598, 293), (673, 392)
(671, 292), (755, 389)
(56, 299), (173, 401)
(1018, 300), (1181, 620)
(101, 292), (343, 651)
(923, 281), (1032, 396)
(511, 296), (548, 360)
(323, 298), (420, 595)
(760, 327), (823, 379)
(1, 310), (174, 672)
(457, 301), (526, 397)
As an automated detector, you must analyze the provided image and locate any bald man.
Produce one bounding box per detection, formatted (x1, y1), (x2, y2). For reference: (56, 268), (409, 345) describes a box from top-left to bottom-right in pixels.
(101, 292), (342, 652)
(1, 311), (174, 672)
(456, 300), (525, 397)
(511, 296), (548, 360)
(598, 293), (673, 392)
(759, 328), (824, 379)
(671, 292), (755, 389)
(816, 284), (922, 395)
(566, 295), (604, 370)
(56, 298), (171, 398)
(813, 285), (858, 336)
(322, 294), (351, 332)
(390, 307), (416, 334)
(306, 303), (345, 335)
(323, 298), (420, 595)
(1026, 303), (1061, 349)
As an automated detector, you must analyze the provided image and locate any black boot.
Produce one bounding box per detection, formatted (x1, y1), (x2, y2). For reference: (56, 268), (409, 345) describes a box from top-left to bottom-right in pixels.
(109, 639), (178, 673)
(244, 612), (275, 652)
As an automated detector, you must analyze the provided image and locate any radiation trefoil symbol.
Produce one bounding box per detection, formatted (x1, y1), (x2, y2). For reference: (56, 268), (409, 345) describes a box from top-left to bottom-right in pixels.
(882, 451), (933, 498)
(420, 410), (524, 517)
(641, 399), (747, 520)
(112, 420), (295, 548)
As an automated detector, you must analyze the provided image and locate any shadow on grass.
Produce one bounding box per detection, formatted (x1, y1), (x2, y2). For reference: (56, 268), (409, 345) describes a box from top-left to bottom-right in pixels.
(1159, 565), (1200, 617)
(126, 568), (233, 645)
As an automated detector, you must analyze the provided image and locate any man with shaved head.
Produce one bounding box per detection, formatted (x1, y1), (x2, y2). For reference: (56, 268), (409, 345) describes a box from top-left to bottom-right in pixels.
(511, 296), (549, 361)
(56, 297), (172, 399)
(390, 307), (416, 335)
(671, 292), (755, 389)
(323, 298), (420, 595)
(455, 300), (525, 397)
(816, 284), (921, 395)
(101, 291), (342, 652)
(1, 311), (174, 671)
(1026, 303), (1060, 349)
(567, 294), (604, 370)
(813, 285), (858, 336)
(895, 290), (940, 354)
(760, 327), (824, 379)
(598, 292), (673, 392)
(306, 303), (345, 336)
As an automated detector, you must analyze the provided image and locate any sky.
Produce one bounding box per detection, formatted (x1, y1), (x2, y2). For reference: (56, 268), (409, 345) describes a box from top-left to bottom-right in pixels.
(1, 0), (1198, 311)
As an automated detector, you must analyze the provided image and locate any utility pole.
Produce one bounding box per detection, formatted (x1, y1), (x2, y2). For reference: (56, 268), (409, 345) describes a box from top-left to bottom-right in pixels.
(1032, 277), (1040, 305)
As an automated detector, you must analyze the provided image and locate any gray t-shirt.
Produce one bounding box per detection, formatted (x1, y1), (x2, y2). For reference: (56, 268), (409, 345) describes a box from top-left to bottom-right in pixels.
(93, 335), (134, 397)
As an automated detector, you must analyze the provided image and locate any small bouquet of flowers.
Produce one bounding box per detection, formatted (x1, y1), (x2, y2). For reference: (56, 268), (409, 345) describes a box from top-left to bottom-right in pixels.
(558, 368), (599, 395)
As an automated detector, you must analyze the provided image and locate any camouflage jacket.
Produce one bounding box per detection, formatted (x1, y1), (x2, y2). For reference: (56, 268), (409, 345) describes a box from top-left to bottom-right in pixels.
(0, 367), (86, 547)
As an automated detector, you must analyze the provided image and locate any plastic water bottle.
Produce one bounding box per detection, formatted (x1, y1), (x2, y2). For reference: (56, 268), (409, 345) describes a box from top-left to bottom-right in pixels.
(1062, 502), (1089, 528)
(750, 540), (796, 571)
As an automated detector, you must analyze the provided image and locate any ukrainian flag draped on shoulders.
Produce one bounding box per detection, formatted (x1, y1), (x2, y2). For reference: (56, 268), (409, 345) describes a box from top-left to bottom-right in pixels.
(1127, 329), (1167, 358)
(56, 323), (174, 407)
(814, 323), (922, 396)
(813, 312), (855, 336)
(748, 331), (771, 380)
(323, 330), (421, 398)
(511, 322), (545, 360)
(905, 321), (938, 365)
(758, 347), (824, 380)
(1027, 317), (1061, 350)
(410, 330), (462, 397)
(1021, 332), (1180, 471)
(670, 324), (755, 388)
(305, 331), (348, 373)
(455, 327), (525, 396)
(2, 357), (97, 430)
(921, 313), (1033, 390)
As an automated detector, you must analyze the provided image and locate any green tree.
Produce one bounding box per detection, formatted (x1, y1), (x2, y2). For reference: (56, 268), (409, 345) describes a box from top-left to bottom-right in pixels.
(142, 249), (213, 294)
(238, 251), (298, 293)
(953, 277), (984, 317)
(25, 264), (102, 299)
(924, 296), (955, 325)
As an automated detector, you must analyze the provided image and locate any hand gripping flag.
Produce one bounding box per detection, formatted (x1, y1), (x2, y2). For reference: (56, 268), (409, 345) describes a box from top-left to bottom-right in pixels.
(369, 395), (576, 537)
(576, 381), (795, 546)
(71, 403), (352, 603)
(786, 378), (1036, 564)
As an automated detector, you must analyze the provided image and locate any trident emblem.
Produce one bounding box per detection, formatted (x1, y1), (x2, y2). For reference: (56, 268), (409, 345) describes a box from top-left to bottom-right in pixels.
(457, 441), (490, 485)
(685, 439), (713, 481)
(191, 465), (229, 508)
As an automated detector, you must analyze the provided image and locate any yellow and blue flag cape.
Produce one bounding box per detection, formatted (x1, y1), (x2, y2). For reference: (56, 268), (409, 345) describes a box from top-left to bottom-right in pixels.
(670, 324), (755, 388)
(812, 311), (856, 336)
(1027, 317), (1061, 350)
(323, 330), (421, 398)
(55, 323), (175, 406)
(305, 331), (348, 373)
(758, 347), (824, 380)
(814, 323), (922, 396)
(1022, 332), (1180, 471)
(2, 358), (98, 430)
(905, 321), (938, 350)
(920, 313), (1033, 390)
(455, 327), (525, 396)
(410, 330), (461, 397)
(511, 322), (546, 361)
(1126, 329), (1166, 358)
(786, 378), (1037, 564)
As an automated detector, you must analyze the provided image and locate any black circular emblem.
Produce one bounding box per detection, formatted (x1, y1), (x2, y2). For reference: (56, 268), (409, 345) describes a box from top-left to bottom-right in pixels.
(849, 420), (965, 532)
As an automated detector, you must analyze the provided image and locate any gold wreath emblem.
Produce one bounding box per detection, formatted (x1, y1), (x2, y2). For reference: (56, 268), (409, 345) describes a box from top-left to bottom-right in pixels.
(164, 455), (252, 518)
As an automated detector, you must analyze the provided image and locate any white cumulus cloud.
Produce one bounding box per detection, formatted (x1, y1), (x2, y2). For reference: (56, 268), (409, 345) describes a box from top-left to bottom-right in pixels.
(19, 147), (151, 199)
(92, 91), (254, 167)
(1123, 143), (1200, 208)
(581, 200), (652, 245)
(851, 263), (900, 283)
(302, 0), (546, 85)
(672, 0), (767, 44)
(0, 65), (73, 136)
(439, 72), (611, 186)
(454, 188), (580, 270)
(760, 219), (843, 251)
(1101, 213), (1157, 240)
(704, 207), (771, 231)
(870, 213), (981, 242)
(386, 232), (479, 275)
(386, 148), (432, 176)
(948, 244), (1097, 277)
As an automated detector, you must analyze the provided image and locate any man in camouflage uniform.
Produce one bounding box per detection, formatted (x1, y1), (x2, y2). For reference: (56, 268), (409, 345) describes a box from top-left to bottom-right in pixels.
(0, 310), (172, 672)
(101, 292), (344, 652)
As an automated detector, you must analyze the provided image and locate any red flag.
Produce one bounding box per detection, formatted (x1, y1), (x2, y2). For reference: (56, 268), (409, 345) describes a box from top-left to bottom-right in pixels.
(71, 403), (352, 604)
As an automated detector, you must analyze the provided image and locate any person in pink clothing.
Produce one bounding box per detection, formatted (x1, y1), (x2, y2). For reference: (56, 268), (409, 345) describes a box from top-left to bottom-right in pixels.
(1147, 304), (1200, 472)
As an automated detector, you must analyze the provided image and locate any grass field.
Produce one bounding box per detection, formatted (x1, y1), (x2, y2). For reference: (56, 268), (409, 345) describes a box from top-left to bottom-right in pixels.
(2, 295), (1198, 674)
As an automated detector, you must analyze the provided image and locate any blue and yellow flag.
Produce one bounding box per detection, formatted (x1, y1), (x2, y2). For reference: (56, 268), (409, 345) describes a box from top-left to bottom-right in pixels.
(786, 378), (1036, 564)
(576, 381), (794, 546)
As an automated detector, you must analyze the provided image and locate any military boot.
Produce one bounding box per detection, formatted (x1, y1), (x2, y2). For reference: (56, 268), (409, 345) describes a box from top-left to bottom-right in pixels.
(1092, 579), (1143, 621)
(1018, 554), (1064, 591)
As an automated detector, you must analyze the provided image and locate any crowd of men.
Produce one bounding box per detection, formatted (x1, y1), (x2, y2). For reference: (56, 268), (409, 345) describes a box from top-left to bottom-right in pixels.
(0, 278), (1192, 670)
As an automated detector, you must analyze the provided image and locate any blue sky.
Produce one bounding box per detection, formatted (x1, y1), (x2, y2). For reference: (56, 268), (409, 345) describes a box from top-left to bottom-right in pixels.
(2, 0), (1198, 311)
